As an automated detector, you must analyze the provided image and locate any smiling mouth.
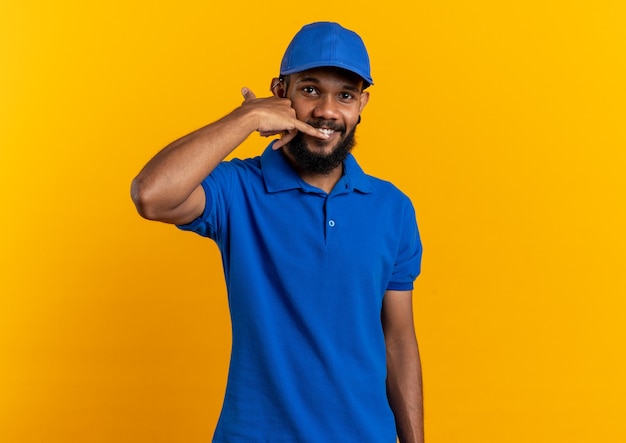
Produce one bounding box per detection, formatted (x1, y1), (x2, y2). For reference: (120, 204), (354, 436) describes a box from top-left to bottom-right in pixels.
(309, 120), (345, 137)
(318, 128), (336, 136)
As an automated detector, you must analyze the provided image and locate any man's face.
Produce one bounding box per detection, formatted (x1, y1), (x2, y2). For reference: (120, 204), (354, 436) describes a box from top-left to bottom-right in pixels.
(282, 68), (369, 174)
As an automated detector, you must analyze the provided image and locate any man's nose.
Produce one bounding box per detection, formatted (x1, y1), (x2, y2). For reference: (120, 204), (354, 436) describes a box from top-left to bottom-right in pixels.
(312, 95), (339, 120)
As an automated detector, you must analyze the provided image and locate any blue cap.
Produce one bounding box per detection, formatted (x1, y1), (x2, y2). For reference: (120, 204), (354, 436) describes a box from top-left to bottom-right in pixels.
(280, 22), (373, 87)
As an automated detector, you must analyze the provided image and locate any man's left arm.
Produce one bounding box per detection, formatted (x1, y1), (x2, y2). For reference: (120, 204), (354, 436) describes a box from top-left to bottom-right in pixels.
(382, 290), (424, 443)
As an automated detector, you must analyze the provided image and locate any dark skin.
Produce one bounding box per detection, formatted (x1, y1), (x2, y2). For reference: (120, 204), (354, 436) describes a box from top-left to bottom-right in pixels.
(131, 68), (424, 443)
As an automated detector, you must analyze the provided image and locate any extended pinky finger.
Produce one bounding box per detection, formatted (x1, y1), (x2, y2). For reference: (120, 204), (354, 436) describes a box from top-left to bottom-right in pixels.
(272, 129), (298, 150)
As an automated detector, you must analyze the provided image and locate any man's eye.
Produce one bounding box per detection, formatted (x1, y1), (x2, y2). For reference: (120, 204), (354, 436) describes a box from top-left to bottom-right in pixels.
(340, 93), (354, 100)
(303, 86), (317, 94)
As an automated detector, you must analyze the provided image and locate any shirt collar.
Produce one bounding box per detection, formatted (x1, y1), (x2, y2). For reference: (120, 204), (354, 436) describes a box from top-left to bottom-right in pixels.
(261, 142), (373, 194)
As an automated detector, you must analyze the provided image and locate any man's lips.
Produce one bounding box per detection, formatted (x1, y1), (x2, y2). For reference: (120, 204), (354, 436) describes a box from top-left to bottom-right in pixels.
(307, 121), (345, 140)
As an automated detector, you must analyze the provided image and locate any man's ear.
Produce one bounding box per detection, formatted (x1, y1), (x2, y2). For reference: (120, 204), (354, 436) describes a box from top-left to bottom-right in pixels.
(359, 90), (370, 113)
(269, 77), (286, 98)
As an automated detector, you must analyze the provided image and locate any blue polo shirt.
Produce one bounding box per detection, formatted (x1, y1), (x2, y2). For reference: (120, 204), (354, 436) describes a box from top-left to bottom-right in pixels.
(178, 144), (422, 442)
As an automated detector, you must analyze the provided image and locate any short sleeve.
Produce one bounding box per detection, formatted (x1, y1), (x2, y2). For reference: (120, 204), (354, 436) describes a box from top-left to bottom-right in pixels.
(387, 199), (422, 291)
(176, 162), (234, 240)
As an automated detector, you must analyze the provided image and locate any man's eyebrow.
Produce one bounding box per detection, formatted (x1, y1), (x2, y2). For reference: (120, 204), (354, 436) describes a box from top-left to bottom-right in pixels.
(295, 76), (321, 84)
(341, 84), (361, 92)
(295, 77), (361, 92)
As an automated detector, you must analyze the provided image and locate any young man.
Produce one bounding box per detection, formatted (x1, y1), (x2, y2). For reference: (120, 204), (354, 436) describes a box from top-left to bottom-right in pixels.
(132, 22), (424, 443)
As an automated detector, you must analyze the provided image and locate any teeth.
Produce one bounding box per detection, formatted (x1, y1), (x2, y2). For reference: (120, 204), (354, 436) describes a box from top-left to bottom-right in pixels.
(319, 128), (335, 136)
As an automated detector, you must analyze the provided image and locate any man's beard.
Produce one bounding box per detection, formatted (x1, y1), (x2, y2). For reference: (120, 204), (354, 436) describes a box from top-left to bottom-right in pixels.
(285, 119), (357, 175)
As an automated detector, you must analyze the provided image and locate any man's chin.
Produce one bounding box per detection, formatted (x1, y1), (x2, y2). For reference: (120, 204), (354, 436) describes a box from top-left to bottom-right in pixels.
(286, 129), (356, 175)
(288, 136), (341, 159)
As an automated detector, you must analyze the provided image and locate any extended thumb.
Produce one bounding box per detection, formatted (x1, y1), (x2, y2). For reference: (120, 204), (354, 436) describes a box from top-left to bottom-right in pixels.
(241, 87), (256, 101)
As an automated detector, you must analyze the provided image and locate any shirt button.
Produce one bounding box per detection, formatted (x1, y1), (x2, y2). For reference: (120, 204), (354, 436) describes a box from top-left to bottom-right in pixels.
(328, 220), (336, 227)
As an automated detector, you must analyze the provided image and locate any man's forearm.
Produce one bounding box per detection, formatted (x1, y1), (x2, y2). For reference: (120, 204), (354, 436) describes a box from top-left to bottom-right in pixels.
(386, 340), (424, 443)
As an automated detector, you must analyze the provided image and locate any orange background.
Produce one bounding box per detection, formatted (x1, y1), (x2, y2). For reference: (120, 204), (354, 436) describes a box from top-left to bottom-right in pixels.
(1, 1), (625, 442)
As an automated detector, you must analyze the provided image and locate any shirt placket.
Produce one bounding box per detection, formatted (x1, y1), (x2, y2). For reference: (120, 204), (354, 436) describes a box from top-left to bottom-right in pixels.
(324, 182), (352, 245)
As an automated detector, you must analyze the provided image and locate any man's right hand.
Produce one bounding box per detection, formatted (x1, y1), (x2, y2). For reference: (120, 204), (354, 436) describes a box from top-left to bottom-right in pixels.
(240, 88), (329, 150)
